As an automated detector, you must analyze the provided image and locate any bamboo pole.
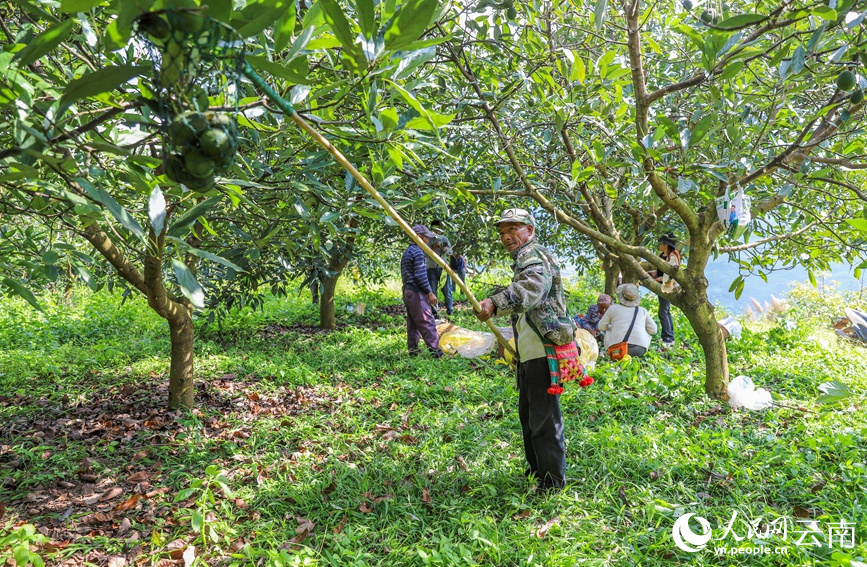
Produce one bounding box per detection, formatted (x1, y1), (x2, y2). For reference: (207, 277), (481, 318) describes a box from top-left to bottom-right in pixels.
(243, 63), (517, 357)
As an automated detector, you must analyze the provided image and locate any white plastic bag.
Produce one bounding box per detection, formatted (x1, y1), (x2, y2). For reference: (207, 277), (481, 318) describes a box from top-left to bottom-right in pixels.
(715, 186), (751, 238)
(727, 375), (772, 410)
(718, 316), (742, 340)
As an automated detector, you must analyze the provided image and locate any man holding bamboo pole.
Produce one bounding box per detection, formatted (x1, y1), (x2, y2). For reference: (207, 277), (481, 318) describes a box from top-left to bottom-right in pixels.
(475, 209), (574, 492)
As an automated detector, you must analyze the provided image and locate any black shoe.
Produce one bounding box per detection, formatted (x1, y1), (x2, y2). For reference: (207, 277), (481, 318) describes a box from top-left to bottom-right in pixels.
(430, 348), (445, 359)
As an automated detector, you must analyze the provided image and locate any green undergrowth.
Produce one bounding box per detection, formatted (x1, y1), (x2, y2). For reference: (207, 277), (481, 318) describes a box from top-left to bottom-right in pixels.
(0, 279), (865, 566)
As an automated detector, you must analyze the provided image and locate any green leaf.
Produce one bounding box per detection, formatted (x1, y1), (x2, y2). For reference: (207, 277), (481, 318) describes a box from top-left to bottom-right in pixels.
(320, 211), (339, 223)
(232, 1), (293, 38)
(172, 259), (205, 310)
(78, 178), (147, 241)
(319, 0), (356, 51)
(389, 81), (453, 131)
(808, 270), (817, 287)
(714, 13), (765, 29)
(2, 278), (42, 311)
(178, 244), (245, 272)
(689, 115), (714, 148)
(13, 19), (74, 67)
(790, 45), (805, 75)
(573, 55), (586, 84)
(718, 61), (744, 80)
(60, 0), (104, 13)
(733, 276), (745, 300)
(174, 487), (197, 502)
(58, 65), (151, 114)
(845, 218), (867, 232)
(594, 0), (608, 31)
(273, 8), (298, 52)
(148, 186), (166, 235)
(656, 114), (679, 140)
(285, 26), (316, 63)
(246, 55), (309, 84)
(806, 23), (826, 54)
(191, 510), (203, 532)
(816, 380), (853, 405)
(383, 0), (439, 51)
(207, 0), (233, 22)
(356, 0), (376, 39)
(167, 197), (222, 238)
(812, 6), (837, 21)
(294, 197), (310, 219)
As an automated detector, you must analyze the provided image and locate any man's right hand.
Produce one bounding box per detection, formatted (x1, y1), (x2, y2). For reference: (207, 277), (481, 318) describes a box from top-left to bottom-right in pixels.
(427, 292), (438, 306)
(476, 298), (495, 322)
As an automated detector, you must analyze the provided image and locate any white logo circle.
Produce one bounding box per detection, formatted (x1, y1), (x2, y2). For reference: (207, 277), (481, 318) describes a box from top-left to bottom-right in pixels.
(672, 513), (712, 553)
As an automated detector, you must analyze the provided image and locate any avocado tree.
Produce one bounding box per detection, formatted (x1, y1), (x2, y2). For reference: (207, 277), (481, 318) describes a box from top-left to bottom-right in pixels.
(0, 0), (446, 405)
(427, 0), (867, 398)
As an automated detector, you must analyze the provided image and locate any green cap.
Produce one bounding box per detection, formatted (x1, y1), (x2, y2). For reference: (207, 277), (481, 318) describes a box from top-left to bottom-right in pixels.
(494, 208), (535, 227)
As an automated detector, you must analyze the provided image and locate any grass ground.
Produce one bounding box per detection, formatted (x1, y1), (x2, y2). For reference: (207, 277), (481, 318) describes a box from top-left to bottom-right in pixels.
(0, 277), (865, 566)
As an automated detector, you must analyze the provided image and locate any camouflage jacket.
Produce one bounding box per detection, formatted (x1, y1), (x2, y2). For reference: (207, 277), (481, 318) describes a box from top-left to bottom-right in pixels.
(489, 238), (576, 345)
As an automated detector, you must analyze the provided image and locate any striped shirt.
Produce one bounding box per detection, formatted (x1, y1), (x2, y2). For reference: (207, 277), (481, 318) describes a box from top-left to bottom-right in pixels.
(401, 244), (431, 293)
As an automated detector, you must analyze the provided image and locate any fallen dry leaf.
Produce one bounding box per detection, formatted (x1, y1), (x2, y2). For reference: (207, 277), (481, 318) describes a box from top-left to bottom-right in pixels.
(183, 545), (195, 567)
(130, 450), (149, 465)
(113, 493), (141, 513)
(42, 540), (70, 552)
(422, 488), (431, 504)
(296, 516), (315, 534)
(127, 471), (149, 483)
(456, 456), (470, 472)
(116, 517), (132, 536)
(536, 516), (559, 538)
(107, 557), (127, 567)
(333, 516), (348, 534)
(513, 509), (531, 520)
(359, 502), (373, 513)
(100, 486), (124, 501)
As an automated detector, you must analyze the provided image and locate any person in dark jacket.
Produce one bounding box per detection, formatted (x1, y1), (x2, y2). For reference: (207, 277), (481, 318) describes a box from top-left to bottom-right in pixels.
(401, 225), (444, 357)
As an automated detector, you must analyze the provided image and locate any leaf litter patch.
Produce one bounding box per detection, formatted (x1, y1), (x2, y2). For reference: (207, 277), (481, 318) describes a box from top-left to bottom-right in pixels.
(0, 374), (352, 564)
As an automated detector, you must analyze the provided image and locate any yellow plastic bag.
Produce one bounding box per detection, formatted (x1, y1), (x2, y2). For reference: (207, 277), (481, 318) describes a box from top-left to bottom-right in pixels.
(574, 328), (598, 368)
(437, 322), (496, 358)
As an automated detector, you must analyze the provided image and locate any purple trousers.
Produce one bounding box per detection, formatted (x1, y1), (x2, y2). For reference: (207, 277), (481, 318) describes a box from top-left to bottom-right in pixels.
(403, 287), (441, 355)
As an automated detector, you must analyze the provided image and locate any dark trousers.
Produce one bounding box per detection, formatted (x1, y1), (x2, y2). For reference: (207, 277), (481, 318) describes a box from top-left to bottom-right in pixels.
(659, 298), (674, 343)
(403, 288), (441, 355)
(426, 267), (453, 316)
(518, 357), (566, 490)
(445, 268), (465, 309)
(627, 344), (647, 357)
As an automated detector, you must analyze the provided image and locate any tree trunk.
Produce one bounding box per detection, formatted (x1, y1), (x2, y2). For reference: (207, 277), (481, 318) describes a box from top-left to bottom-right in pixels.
(602, 256), (620, 296)
(678, 287), (729, 400)
(319, 272), (339, 330)
(167, 308), (195, 409)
